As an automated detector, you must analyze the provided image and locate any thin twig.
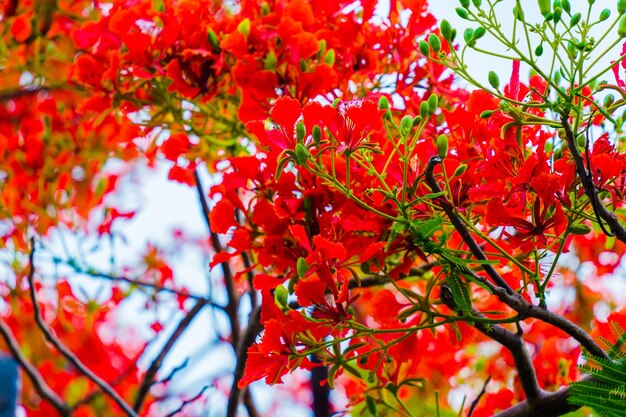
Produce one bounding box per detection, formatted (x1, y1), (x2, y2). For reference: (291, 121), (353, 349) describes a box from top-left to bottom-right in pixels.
(164, 385), (211, 417)
(0, 319), (70, 416)
(467, 376), (491, 417)
(26, 239), (139, 417)
(133, 298), (209, 412)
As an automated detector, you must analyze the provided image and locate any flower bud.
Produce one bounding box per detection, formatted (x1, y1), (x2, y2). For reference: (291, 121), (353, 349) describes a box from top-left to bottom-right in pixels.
(604, 94), (615, 108)
(480, 109), (495, 118)
(296, 122), (306, 142)
(294, 143), (308, 165)
(264, 50), (277, 70)
(312, 125), (322, 143)
(428, 34), (441, 53)
(569, 224), (591, 235)
(297, 257), (308, 278)
(428, 94), (438, 112)
(460, 0), (470, 9)
(570, 12), (581, 27)
(456, 7), (469, 19)
(208, 29), (219, 49)
(600, 9), (610, 21)
(561, 0), (571, 14)
(378, 96), (389, 110)
(619, 15), (626, 38)
(488, 71), (500, 90)
(237, 18), (251, 36)
(440, 20), (452, 41)
(400, 115), (414, 136)
(453, 164), (468, 177)
(420, 101), (430, 119)
(436, 134), (449, 159)
(419, 40), (430, 56)
(274, 285), (288, 310)
(535, 43), (544, 56)
(619, 0), (626, 15)
(473, 26), (486, 40)
(538, 0), (551, 15)
(324, 49), (335, 66)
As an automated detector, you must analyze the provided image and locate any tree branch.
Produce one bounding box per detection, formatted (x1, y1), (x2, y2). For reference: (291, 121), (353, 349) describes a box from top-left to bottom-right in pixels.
(424, 157), (515, 294)
(226, 306), (263, 417)
(560, 115), (626, 242)
(0, 319), (70, 416)
(133, 298), (209, 412)
(425, 156), (609, 361)
(441, 286), (544, 405)
(26, 240), (139, 417)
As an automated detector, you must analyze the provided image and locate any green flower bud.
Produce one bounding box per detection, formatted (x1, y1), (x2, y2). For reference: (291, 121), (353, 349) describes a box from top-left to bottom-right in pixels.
(553, 7), (562, 23)
(561, 0), (571, 14)
(208, 29), (219, 49)
(378, 96), (389, 110)
(464, 28), (474, 43)
(619, 0), (626, 15)
(296, 122), (306, 142)
(428, 34), (441, 53)
(312, 125), (322, 143)
(412, 115), (423, 126)
(274, 285), (288, 310)
(535, 43), (544, 56)
(488, 71), (500, 90)
(576, 133), (586, 148)
(294, 143), (308, 165)
(428, 94), (438, 112)
(450, 28), (457, 42)
(264, 50), (277, 70)
(418, 40), (430, 56)
(570, 12), (581, 27)
(619, 14), (626, 38)
(440, 20), (452, 41)
(420, 101), (430, 119)
(296, 257), (308, 278)
(436, 134), (449, 159)
(460, 0), (470, 8)
(324, 49), (335, 66)
(472, 0), (481, 7)
(453, 164), (468, 177)
(600, 9), (611, 21)
(473, 26), (486, 40)
(538, 0), (551, 15)
(514, 5), (524, 21)
(604, 94), (615, 108)
(569, 224), (591, 235)
(260, 2), (270, 15)
(400, 115), (414, 135)
(480, 109), (495, 118)
(456, 7), (469, 19)
(237, 18), (251, 36)
(318, 39), (327, 56)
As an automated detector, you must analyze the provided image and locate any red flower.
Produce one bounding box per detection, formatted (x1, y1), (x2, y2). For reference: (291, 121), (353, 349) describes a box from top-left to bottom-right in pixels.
(328, 99), (383, 154)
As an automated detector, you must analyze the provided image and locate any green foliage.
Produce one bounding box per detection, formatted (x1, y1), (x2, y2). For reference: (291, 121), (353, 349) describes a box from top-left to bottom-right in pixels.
(569, 323), (626, 416)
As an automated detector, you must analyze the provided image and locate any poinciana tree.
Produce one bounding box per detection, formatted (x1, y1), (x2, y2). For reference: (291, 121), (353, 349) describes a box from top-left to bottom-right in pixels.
(2, 0), (626, 416)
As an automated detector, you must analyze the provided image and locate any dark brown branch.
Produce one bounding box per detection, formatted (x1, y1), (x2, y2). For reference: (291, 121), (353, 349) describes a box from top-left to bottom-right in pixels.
(425, 157), (515, 294)
(425, 156), (609, 361)
(441, 286), (544, 405)
(491, 376), (593, 417)
(26, 240), (139, 417)
(67, 261), (212, 303)
(467, 376), (491, 417)
(226, 306), (263, 417)
(0, 319), (70, 416)
(133, 298), (209, 412)
(195, 170), (260, 417)
(561, 115), (626, 242)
